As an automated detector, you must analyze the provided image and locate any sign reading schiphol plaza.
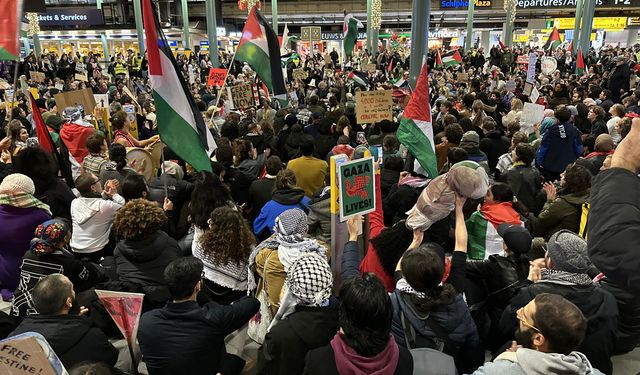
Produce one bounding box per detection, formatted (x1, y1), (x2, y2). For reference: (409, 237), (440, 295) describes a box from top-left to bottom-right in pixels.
(36, 8), (104, 27)
(517, 0), (634, 8)
(441, 0), (492, 8)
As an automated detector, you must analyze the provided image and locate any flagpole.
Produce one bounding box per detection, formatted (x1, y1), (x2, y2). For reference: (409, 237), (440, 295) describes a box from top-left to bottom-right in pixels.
(161, 149), (168, 199)
(8, 59), (19, 121)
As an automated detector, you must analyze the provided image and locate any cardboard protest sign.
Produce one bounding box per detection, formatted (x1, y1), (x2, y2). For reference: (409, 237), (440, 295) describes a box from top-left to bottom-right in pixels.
(94, 94), (109, 109)
(292, 68), (307, 80)
(540, 56), (557, 75)
(516, 55), (529, 64)
(521, 102), (545, 134)
(54, 88), (96, 114)
(338, 157), (376, 221)
(355, 90), (393, 124)
(207, 68), (227, 87)
(0, 332), (66, 375)
(366, 63), (377, 73)
(54, 82), (64, 91)
(74, 73), (88, 82)
(29, 71), (46, 83)
(227, 84), (254, 109)
(0, 79), (11, 90)
(457, 72), (469, 82)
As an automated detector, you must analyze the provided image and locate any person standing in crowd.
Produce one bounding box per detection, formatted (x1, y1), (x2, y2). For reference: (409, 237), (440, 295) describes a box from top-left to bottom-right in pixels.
(287, 135), (328, 198)
(138, 257), (259, 375)
(535, 106), (583, 182)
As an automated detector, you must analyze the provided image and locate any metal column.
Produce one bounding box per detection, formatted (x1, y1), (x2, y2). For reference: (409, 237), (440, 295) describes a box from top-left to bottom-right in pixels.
(572, 0), (584, 57)
(132, 0), (145, 54)
(366, 0), (373, 54)
(272, 0), (278, 35)
(205, 0), (219, 67)
(465, 0), (475, 52)
(578, 0), (596, 57)
(33, 35), (42, 58)
(504, 6), (514, 48)
(181, 0), (191, 50)
(408, 0), (429, 87)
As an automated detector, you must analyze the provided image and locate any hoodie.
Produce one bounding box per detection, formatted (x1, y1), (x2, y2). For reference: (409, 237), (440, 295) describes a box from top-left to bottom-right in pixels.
(10, 314), (118, 369)
(460, 131), (490, 173)
(536, 121), (583, 174)
(480, 130), (510, 172)
(253, 188), (310, 237)
(470, 348), (604, 375)
(70, 194), (124, 254)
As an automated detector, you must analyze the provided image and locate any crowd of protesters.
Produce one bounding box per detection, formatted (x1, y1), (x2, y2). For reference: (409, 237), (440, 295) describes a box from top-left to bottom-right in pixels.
(0, 38), (639, 375)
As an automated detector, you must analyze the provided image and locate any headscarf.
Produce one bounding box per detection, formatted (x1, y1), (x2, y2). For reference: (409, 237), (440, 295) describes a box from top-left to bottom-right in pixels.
(29, 219), (71, 255)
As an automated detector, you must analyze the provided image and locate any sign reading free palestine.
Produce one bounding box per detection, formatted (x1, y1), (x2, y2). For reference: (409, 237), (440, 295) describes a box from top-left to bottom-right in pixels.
(338, 157), (376, 221)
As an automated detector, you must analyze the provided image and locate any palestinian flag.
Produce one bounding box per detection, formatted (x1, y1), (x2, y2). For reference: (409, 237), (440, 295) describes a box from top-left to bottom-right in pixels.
(543, 27), (561, 51)
(567, 40), (573, 53)
(442, 50), (463, 67)
(396, 60), (438, 178)
(143, 0), (215, 172)
(435, 50), (443, 69)
(576, 48), (586, 76)
(235, 6), (288, 106)
(280, 23), (290, 54)
(344, 14), (363, 57)
(466, 202), (523, 260)
(0, 0), (24, 60)
(348, 71), (369, 88)
(498, 39), (506, 50)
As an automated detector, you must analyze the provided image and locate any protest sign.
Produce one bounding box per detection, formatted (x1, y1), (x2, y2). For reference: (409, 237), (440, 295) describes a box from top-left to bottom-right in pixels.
(228, 84), (254, 109)
(54, 82), (64, 91)
(94, 94), (109, 109)
(324, 68), (335, 78)
(523, 81), (534, 97)
(355, 90), (393, 124)
(530, 86), (540, 103)
(516, 55), (529, 64)
(74, 73), (88, 82)
(541, 56), (557, 75)
(28, 88), (39, 100)
(521, 102), (545, 134)
(54, 88), (96, 114)
(338, 157), (376, 221)
(29, 71), (46, 83)
(506, 80), (516, 92)
(207, 68), (227, 87)
(366, 63), (377, 73)
(292, 68), (307, 80)
(0, 332), (66, 375)
(122, 104), (139, 139)
(527, 52), (538, 82)
(457, 72), (469, 82)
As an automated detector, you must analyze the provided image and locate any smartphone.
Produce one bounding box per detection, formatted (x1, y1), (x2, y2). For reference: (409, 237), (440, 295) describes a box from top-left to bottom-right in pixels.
(377, 146), (383, 166)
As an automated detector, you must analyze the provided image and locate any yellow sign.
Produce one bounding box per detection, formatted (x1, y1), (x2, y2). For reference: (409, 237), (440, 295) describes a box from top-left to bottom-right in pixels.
(512, 34), (529, 43)
(553, 17), (627, 30)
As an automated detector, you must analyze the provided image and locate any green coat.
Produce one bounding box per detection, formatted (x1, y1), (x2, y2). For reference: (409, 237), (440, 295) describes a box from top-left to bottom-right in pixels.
(532, 190), (590, 239)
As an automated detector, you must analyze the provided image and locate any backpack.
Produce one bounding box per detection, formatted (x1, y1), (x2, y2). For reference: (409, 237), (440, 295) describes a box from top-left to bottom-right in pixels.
(400, 312), (458, 375)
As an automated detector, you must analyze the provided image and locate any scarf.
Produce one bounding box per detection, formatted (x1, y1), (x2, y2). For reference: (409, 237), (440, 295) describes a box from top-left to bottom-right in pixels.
(399, 175), (430, 188)
(330, 333), (400, 375)
(0, 192), (51, 215)
(541, 269), (594, 286)
(480, 201), (522, 227)
(29, 219), (71, 255)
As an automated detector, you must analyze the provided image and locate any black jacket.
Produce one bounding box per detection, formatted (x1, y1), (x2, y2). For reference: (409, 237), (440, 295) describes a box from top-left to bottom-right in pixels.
(502, 164), (542, 214)
(588, 168), (640, 298)
(380, 169), (400, 198)
(479, 130), (510, 173)
(608, 63), (630, 103)
(466, 255), (526, 310)
(258, 300), (339, 375)
(500, 280), (618, 374)
(35, 179), (76, 220)
(10, 314), (118, 369)
(249, 177), (276, 220)
(113, 230), (180, 308)
(138, 298), (259, 375)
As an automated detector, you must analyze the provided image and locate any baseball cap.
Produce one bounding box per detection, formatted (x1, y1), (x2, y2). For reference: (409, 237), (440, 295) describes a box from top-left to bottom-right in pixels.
(497, 223), (532, 255)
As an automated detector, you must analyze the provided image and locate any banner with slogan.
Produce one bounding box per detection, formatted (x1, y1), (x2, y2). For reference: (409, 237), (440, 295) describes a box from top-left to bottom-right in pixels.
(338, 157), (376, 221)
(292, 68), (307, 80)
(227, 84), (255, 110)
(516, 55), (529, 64)
(95, 290), (144, 347)
(355, 90), (393, 124)
(526, 52), (538, 82)
(0, 332), (67, 375)
(207, 68), (227, 87)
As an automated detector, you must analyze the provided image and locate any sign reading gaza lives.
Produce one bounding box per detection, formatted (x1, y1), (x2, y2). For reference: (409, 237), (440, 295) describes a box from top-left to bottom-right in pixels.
(339, 157), (376, 221)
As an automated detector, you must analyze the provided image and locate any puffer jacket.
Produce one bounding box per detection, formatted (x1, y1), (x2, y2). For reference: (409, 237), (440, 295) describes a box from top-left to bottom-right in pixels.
(532, 189), (589, 239)
(113, 230), (180, 308)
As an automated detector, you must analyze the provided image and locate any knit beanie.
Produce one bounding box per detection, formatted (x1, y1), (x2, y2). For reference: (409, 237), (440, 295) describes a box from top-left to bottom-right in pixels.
(594, 134), (614, 152)
(0, 173), (35, 195)
(162, 161), (184, 180)
(461, 131), (480, 146)
(547, 230), (591, 274)
(286, 253), (333, 305)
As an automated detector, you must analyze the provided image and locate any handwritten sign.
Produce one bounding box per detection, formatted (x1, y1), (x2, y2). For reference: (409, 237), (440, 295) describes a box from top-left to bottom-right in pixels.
(338, 157), (376, 221)
(521, 102), (545, 134)
(457, 72), (469, 82)
(355, 90), (393, 124)
(228, 84), (254, 109)
(366, 63), (377, 73)
(207, 68), (227, 87)
(516, 55), (529, 64)
(540, 56), (557, 75)
(292, 68), (307, 80)
(74, 73), (88, 82)
(29, 71), (46, 83)
(0, 333), (66, 375)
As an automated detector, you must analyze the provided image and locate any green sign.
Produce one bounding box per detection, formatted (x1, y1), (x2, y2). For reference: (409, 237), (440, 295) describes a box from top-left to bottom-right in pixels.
(338, 157), (376, 221)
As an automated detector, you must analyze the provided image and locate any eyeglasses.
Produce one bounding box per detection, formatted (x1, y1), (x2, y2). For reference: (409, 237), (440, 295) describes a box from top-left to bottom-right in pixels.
(516, 307), (541, 333)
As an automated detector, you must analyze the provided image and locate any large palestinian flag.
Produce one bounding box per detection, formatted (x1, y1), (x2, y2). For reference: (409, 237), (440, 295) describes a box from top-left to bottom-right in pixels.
(576, 48), (586, 76)
(543, 27), (561, 51)
(344, 14), (363, 57)
(235, 6), (288, 106)
(142, 0), (215, 172)
(466, 202), (523, 260)
(0, 0), (23, 60)
(396, 59), (438, 178)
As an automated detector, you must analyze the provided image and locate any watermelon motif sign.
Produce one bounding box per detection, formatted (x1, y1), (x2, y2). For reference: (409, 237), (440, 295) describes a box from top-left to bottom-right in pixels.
(338, 157), (376, 221)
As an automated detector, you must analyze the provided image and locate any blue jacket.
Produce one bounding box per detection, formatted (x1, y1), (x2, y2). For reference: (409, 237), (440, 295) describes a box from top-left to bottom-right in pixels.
(253, 187), (310, 236)
(536, 122), (583, 174)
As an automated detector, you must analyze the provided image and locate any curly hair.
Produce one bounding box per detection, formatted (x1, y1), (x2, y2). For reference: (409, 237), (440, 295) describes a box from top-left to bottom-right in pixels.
(198, 207), (255, 265)
(114, 199), (167, 240)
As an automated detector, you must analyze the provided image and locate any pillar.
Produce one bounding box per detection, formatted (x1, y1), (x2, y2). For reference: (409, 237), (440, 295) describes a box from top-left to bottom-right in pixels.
(132, 0), (145, 54)
(578, 0), (596, 56)
(627, 29), (638, 47)
(572, 0), (584, 57)
(504, 6), (514, 48)
(366, 0), (373, 54)
(205, 0), (219, 67)
(101, 32), (110, 64)
(181, 0), (191, 50)
(408, 0), (429, 87)
(465, 0), (475, 52)
(272, 0), (278, 35)
(480, 30), (491, 53)
(33, 35), (42, 59)
(22, 37), (31, 56)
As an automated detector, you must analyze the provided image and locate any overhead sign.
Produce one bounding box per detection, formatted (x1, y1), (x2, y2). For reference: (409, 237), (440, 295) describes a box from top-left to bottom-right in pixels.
(629, 17), (640, 26)
(338, 157), (376, 221)
(355, 90), (393, 124)
(37, 8), (104, 27)
(517, 0), (633, 8)
(552, 17), (627, 30)
(440, 0), (492, 8)
(301, 26), (322, 41)
(319, 32), (367, 41)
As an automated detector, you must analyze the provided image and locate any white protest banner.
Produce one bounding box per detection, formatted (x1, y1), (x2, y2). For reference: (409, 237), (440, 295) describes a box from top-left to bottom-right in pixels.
(540, 56), (557, 75)
(527, 52), (538, 82)
(29, 71), (46, 83)
(355, 90), (393, 124)
(94, 94), (109, 109)
(530, 86), (540, 103)
(521, 102), (545, 134)
(74, 73), (88, 82)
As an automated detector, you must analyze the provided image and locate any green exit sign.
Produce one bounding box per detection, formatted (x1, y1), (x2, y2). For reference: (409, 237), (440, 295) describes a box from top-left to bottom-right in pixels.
(546, 20), (553, 28)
